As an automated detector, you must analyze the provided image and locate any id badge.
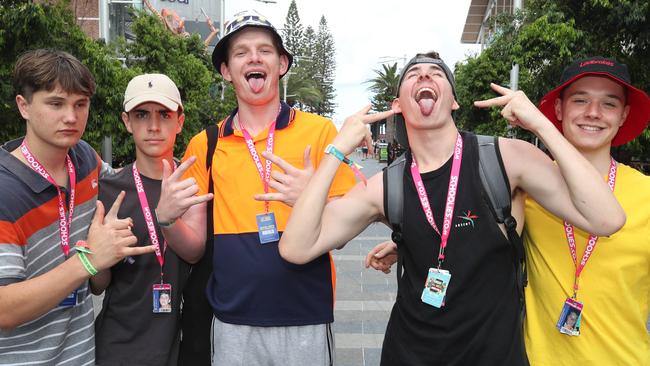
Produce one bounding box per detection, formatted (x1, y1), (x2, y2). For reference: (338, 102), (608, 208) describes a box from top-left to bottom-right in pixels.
(152, 283), (172, 313)
(421, 268), (451, 308)
(59, 290), (78, 307)
(256, 212), (280, 244)
(556, 297), (583, 336)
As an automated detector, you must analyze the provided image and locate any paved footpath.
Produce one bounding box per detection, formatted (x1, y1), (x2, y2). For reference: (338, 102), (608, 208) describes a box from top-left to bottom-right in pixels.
(332, 153), (396, 366)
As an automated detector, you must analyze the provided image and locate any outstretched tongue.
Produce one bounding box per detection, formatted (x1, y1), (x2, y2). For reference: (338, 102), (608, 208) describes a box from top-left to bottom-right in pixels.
(248, 77), (265, 93)
(418, 98), (435, 116)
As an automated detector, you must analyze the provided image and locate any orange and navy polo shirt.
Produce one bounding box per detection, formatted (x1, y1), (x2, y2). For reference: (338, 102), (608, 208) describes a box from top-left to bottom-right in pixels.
(183, 102), (356, 326)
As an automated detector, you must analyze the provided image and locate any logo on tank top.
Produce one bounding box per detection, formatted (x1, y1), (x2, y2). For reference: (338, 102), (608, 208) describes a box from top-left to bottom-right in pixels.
(455, 210), (478, 229)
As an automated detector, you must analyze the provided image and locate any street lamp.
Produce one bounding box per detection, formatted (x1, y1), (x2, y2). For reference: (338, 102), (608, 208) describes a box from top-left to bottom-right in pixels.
(378, 55), (407, 68)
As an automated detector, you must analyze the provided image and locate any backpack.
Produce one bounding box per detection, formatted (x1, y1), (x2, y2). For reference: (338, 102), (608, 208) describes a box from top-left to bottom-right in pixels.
(178, 124), (219, 366)
(384, 135), (527, 322)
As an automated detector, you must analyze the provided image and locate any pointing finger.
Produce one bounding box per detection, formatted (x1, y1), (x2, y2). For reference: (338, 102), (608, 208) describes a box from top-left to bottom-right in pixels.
(474, 94), (513, 109)
(92, 200), (106, 226)
(489, 83), (513, 95)
(303, 145), (312, 171)
(106, 191), (126, 219)
(161, 159), (173, 181)
(362, 109), (395, 125)
(171, 156), (197, 181)
(354, 104), (373, 116)
(261, 151), (298, 174)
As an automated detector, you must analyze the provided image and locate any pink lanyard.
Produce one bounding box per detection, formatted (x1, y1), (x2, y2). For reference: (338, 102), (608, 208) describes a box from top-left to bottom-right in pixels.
(410, 134), (464, 267)
(132, 163), (166, 280)
(239, 114), (277, 213)
(563, 157), (617, 298)
(21, 141), (76, 257)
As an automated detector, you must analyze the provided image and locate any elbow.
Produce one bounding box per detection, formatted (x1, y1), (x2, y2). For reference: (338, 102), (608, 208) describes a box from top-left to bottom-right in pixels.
(592, 210), (626, 237)
(278, 240), (311, 265)
(602, 210), (626, 237)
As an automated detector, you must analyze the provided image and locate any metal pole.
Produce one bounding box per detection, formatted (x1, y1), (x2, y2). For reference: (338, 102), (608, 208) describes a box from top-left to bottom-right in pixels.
(99, 0), (110, 42)
(510, 63), (519, 91)
(508, 0), (523, 139)
(510, 0), (523, 92)
(102, 135), (113, 166)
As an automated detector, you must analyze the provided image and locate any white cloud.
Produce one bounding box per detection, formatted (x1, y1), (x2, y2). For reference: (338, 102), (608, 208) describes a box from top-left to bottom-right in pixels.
(227, 0), (481, 127)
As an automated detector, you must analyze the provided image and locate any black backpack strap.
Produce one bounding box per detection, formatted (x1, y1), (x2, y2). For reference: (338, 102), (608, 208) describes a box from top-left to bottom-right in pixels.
(384, 152), (407, 282)
(205, 123), (219, 240)
(178, 124), (219, 366)
(476, 135), (528, 351)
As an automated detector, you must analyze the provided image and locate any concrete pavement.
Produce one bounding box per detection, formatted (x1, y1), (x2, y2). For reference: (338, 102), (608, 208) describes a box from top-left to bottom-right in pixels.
(332, 153), (395, 366)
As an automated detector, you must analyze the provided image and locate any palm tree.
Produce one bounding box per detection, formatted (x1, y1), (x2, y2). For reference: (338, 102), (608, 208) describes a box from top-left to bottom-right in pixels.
(284, 65), (323, 110)
(366, 62), (400, 140)
(366, 62), (400, 112)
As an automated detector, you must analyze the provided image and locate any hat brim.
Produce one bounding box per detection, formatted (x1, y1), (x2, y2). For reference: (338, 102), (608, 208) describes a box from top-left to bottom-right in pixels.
(539, 72), (650, 146)
(211, 25), (293, 78)
(124, 93), (182, 113)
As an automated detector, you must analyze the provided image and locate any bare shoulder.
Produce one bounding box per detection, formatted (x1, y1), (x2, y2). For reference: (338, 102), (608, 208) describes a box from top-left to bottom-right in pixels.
(497, 137), (555, 191)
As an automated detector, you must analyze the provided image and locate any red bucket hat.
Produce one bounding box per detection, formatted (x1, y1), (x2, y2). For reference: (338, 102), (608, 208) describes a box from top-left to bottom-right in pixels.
(539, 56), (650, 146)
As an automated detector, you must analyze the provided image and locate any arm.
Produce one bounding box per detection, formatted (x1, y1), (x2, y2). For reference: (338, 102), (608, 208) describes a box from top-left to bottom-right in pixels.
(89, 269), (111, 295)
(0, 192), (154, 329)
(475, 84), (625, 235)
(155, 158), (212, 264)
(279, 106), (394, 264)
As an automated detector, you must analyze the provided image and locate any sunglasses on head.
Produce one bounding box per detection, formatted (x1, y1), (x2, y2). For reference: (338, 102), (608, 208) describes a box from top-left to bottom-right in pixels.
(225, 15), (274, 34)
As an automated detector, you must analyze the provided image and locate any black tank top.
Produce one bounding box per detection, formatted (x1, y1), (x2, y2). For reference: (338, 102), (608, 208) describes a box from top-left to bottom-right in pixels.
(381, 132), (526, 366)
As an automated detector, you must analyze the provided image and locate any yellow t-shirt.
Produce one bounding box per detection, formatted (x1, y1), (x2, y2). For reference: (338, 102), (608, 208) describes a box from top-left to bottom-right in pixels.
(523, 163), (650, 366)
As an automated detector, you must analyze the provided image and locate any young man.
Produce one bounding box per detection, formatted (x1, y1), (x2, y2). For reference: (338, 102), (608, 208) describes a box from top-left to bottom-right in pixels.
(0, 49), (153, 365)
(523, 56), (650, 365)
(278, 52), (625, 365)
(171, 10), (355, 365)
(92, 73), (211, 365)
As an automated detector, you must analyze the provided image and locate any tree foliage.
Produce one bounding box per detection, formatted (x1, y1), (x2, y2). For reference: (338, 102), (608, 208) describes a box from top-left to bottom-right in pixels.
(0, 2), (236, 164)
(114, 11), (235, 163)
(366, 62), (399, 112)
(280, 1), (336, 117)
(281, 0), (304, 56)
(311, 16), (337, 117)
(0, 2), (127, 153)
(454, 0), (650, 162)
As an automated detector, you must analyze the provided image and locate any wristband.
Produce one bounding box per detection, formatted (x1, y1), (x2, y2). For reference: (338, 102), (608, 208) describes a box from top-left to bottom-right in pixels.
(77, 251), (98, 276)
(74, 240), (92, 254)
(155, 209), (176, 228)
(324, 144), (368, 185)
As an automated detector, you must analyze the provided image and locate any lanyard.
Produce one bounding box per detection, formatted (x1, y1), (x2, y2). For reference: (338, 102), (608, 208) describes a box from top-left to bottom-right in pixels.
(132, 163), (166, 281)
(410, 133), (463, 267)
(21, 141), (76, 257)
(239, 112), (278, 213)
(563, 157), (617, 298)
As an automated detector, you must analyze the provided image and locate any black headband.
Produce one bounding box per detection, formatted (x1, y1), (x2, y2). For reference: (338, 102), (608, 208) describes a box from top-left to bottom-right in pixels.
(396, 56), (457, 100)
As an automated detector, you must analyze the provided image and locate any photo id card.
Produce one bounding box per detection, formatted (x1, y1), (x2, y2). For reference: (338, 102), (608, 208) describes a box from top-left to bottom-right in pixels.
(256, 212), (280, 244)
(152, 283), (172, 313)
(59, 290), (78, 307)
(421, 268), (451, 308)
(556, 297), (583, 336)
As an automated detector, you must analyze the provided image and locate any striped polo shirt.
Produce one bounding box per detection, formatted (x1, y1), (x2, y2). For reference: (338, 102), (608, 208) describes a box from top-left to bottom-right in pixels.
(0, 138), (100, 366)
(183, 103), (356, 326)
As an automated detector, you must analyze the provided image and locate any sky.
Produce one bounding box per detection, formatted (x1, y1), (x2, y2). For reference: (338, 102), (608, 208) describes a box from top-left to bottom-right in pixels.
(226, 0), (482, 126)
